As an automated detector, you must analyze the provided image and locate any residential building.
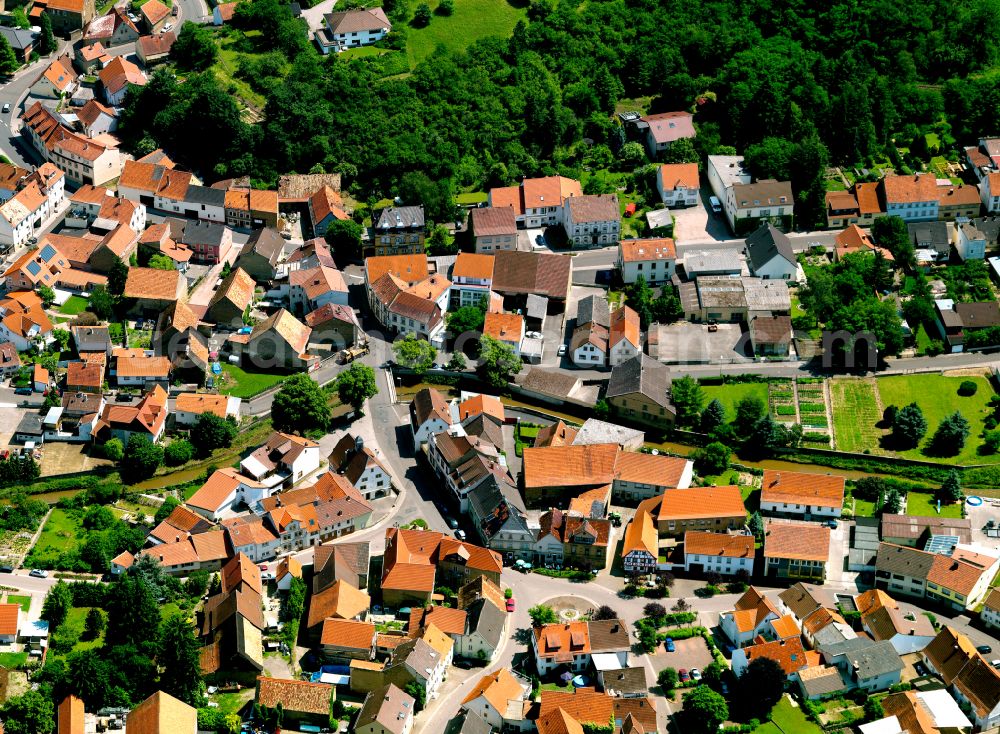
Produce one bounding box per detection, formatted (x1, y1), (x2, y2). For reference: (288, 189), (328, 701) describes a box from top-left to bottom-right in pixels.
(617, 237), (676, 285)
(749, 315), (793, 357)
(246, 308), (316, 371)
(354, 684), (415, 734)
(982, 588), (1000, 630)
(610, 448), (691, 501)
(685, 531), (755, 577)
(656, 163), (699, 207)
(0, 27), (38, 64)
(732, 637), (809, 681)
(125, 691), (197, 734)
(367, 205), (425, 258)
(316, 6), (392, 54)
(534, 510), (611, 570)
(468, 475), (533, 562)
(305, 579), (370, 633)
(745, 223), (796, 280)
(112, 351), (170, 387)
(177, 219), (232, 265)
(759, 470), (844, 519)
(94, 384), (167, 445)
(621, 508), (657, 575)
(821, 638), (903, 692)
(981, 172), (1000, 213)
(937, 183), (981, 220)
(0, 342), (21, 377)
(136, 31), (175, 65)
(488, 176), (582, 229)
(213, 2), (236, 24)
(874, 542), (1000, 611)
(173, 393), (240, 427)
(608, 305), (640, 367)
(637, 486), (747, 538)
(76, 99), (117, 137)
(954, 221), (986, 262)
(184, 467), (265, 521)
(531, 619), (629, 675)
(305, 302), (361, 352)
(207, 267), (255, 326)
(470, 207), (517, 254)
(763, 521), (830, 581)
(537, 688), (657, 734)
(255, 678), (333, 731)
(148, 503), (214, 545)
(409, 387), (455, 446)
(880, 514), (972, 548)
(98, 56), (146, 105)
(726, 179), (794, 234)
(483, 311), (524, 356)
(571, 294), (609, 367)
(461, 669), (531, 732)
(450, 252), (494, 308)
(31, 56), (77, 99)
(224, 187), (279, 231)
(289, 265), (348, 315)
(562, 194), (620, 248)
(490, 250), (572, 309)
(878, 690), (972, 734)
(856, 588), (935, 655)
(139, 0), (169, 31)
(240, 431), (320, 489)
(634, 111), (695, 158)
(83, 6), (139, 45)
(22, 101), (123, 186)
(122, 267), (185, 315)
(720, 586), (781, 647)
(0, 290), (53, 350)
(605, 354), (675, 429)
(328, 435), (394, 500)
(882, 174), (939, 222)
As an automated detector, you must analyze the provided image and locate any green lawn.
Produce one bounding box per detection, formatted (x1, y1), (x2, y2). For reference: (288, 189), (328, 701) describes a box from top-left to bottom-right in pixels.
(219, 363), (286, 398)
(50, 607), (105, 660)
(456, 192), (488, 205)
(58, 295), (89, 316)
(755, 697), (823, 734)
(906, 491), (963, 519)
(0, 652), (27, 668)
(702, 383), (769, 422)
(877, 374), (1000, 464)
(851, 497), (878, 518)
(829, 378), (887, 454)
(6, 595), (30, 612)
(24, 509), (84, 568)
(405, 0), (528, 68)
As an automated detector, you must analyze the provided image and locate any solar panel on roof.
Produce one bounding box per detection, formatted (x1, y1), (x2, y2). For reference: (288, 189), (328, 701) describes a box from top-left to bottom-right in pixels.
(39, 244), (56, 261)
(924, 535), (959, 555)
(26, 261), (40, 276)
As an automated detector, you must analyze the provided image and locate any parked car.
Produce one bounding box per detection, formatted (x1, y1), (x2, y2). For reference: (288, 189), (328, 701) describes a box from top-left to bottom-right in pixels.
(0, 565), (12, 573)
(506, 598), (516, 612)
(29, 568), (48, 578)
(446, 517), (459, 530)
(690, 669), (702, 681)
(526, 331), (542, 339)
(13, 387), (31, 395)
(709, 196), (722, 214)
(162, 22), (173, 32)
(913, 661), (929, 677)
(978, 645), (993, 655)
(664, 638), (675, 652)
(455, 529), (467, 541)
(2, 103), (10, 114)
(557, 344), (567, 356)
(678, 669), (689, 682)
(827, 519), (839, 528)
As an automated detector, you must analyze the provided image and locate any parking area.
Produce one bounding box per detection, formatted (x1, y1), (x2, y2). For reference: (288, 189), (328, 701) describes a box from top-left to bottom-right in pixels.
(648, 322), (750, 364)
(671, 192), (734, 243)
(649, 635), (714, 676)
(965, 497), (1000, 554)
(39, 443), (114, 477)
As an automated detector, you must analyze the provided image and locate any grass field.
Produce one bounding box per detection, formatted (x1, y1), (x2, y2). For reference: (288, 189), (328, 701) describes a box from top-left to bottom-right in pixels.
(456, 192), (488, 205)
(24, 509), (84, 568)
(0, 652), (27, 668)
(405, 0), (528, 68)
(907, 491), (963, 518)
(830, 378), (887, 454)
(58, 296), (89, 316)
(702, 383), (768, 422)
(878, 374), (999, 464)
(219, 364), (286, 398)
(6, 595), (30, 612)
(755, 697), (823, 734)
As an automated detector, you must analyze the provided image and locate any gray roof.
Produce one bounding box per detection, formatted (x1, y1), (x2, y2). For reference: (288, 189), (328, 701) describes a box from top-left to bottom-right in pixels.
(908, 221), (950, 250)
(466, 597), (506, 650)
(392, 637), (442, 681)
(973, 216), (1000, 244)
(444, 710), (491, 734)
(356, 684), (414, 734)
(242, 227), (285, 265)
(880, 514), (972, 544)
(819, 636), (871, 659)
(15, 412), (44, 436)
(468, 474), (526, 527)
(745, 223), (795, 272)
(577, 294), (610, 328)
(515, 368), (581, 400)
(179, 220), (227, 247)
(606, 354), (673, 411)
(833, 639), (903, 680)
(875, 542), (935, 580)
(732, 180), (793, 211)
(0, 26), (38, 51)
(602, 666), (648, 695)
(812, 623), (855, 648)
(573, 418), (644, 447)
(683, 250), (742, 276)
(184, 184), (227, 208)
(526, 294), (548, 320)
(743, 278), (791, 311)
(376, 206), (425, 231)
(799, 666), (847, 698)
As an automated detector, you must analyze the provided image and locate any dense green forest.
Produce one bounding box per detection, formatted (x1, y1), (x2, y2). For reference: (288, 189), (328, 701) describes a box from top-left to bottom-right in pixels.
(118, 0), (1000, 227)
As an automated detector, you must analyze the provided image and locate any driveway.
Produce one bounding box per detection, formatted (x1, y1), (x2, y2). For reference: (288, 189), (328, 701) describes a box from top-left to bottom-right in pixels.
(301, 0), (337, 33)
(649, 636), (713, 678)
(672, 188), (735, 244)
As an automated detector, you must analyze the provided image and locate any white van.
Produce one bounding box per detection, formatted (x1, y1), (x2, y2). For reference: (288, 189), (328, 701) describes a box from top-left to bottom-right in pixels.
(709, 196), (722, 214)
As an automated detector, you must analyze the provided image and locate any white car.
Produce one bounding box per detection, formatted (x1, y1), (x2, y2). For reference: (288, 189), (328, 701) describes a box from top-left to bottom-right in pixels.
(29, 568), (48, 578)
(557, 344), (567, 356)
(162, 22), (173, 32)
(526, 331), (542, 339)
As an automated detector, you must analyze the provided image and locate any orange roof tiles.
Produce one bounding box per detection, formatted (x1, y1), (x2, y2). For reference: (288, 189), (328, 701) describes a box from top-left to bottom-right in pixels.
(927, 553), (990, 596)
(770, 615), (800, 640)
(856, 182), (882, 214)
(306, 579), (370, 628)
(938, 183), (981, 206)
(534, 621), (591, 661)
(741, 637), (809, 676)
(409, 605), (467, 636)
(882, 173), (937, 204)
(98, 56), (146, 96)
(760, 470), (845, 509)
(67, 360), (102, 387)
(320, 618), (375, 649)
(187, 467), (246, 513)
(483, 311), (523, 342)
(619, 237), (675, 263)
(224, 188), (279, 214)
(115, 354), (170, 378)
(614, 452), (689, 487)
(685, 531), (754, 558)
(310, 185), (347, 223)
(40, 57), (77, 93)
(608, 305), (639, 349)
(175, 393), (229, 418)
(621, 509), (657, 558)
(0, 603), (18, 637)
(658, 163), (699, 191)
(453, 252), (495, 281)
(522, 443), (619, 489)
(638, 486), (746, 521)
(763, 521), (830, 562)
(123, 267), (181, 301)
(140, 0), (169, 24)
(523, 176), (582, 210)
(462, 669), (526, 714)
(458, 394), (504, 423)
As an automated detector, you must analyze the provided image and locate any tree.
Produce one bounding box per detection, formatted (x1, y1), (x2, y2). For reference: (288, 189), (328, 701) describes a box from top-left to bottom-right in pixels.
(624, 275), (653, 328)
(108, 257), (129, 297)
(892, 403), (927, 449)
(693, 441), (731, 475)
(404, 681), (426, 711)
(191, 413), (238, 457)
(0, 35), (18, 77)
(871, 216), (915, 268)
(121, 434), (163, 484)
(938, 469), (963, 503)
(148, 254), (176, 271)
(39, 12), (55, 56)
(10, 8), (28, 29)
(700, 399), (726, 435)
(426, 224), (457, 255)
(733, 395), (766, 437)
(37, 285), (56, 307)
(680, 685), (729, 734)
(412, 2), (432, 26)
(446, 352), (466, 371)
(618, 141), (647, 168)
(106, 574), (160, 648)
(185, 570), (209, 599)
(864, 698), (884, 722)
(0, 690), (55, 734)
(335, 363), (378, 414)
(930, 412), (970, 456)
(42, 580), (73, 627)
(478, 334), (522, 388)
(83, 505), (115, 530)
(171, 22), (219, 71)
(272, 373), (331, 433)
(881, 488), (903, 514)
(651, 287), (683, 324)
(661, 137), (699, 164)
(748, 511), (765, 541)
(594, 399), (610, 421)
(657, 667), (678, 693)
(592, 605), (618, 621)
(158, 613), (205, 706)
(84, 607), (106, 640)
(672, 599), (690, 613)
(324, 219), (363, 264)
(164, 439), (194, 467)
(436, 0), (454, 14)
(87, 285), (115, 320)
(393, 334), (436, 374)
(671, 376), (704, 427)
(643, 602), (667, 619)
(736, 657), (785, 720)
(446, 305), (486, 335)
(528, 604), (557, 626)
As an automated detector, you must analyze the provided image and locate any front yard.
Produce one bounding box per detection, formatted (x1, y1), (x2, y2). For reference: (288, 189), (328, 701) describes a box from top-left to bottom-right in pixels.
(219, 363), (287, 398)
